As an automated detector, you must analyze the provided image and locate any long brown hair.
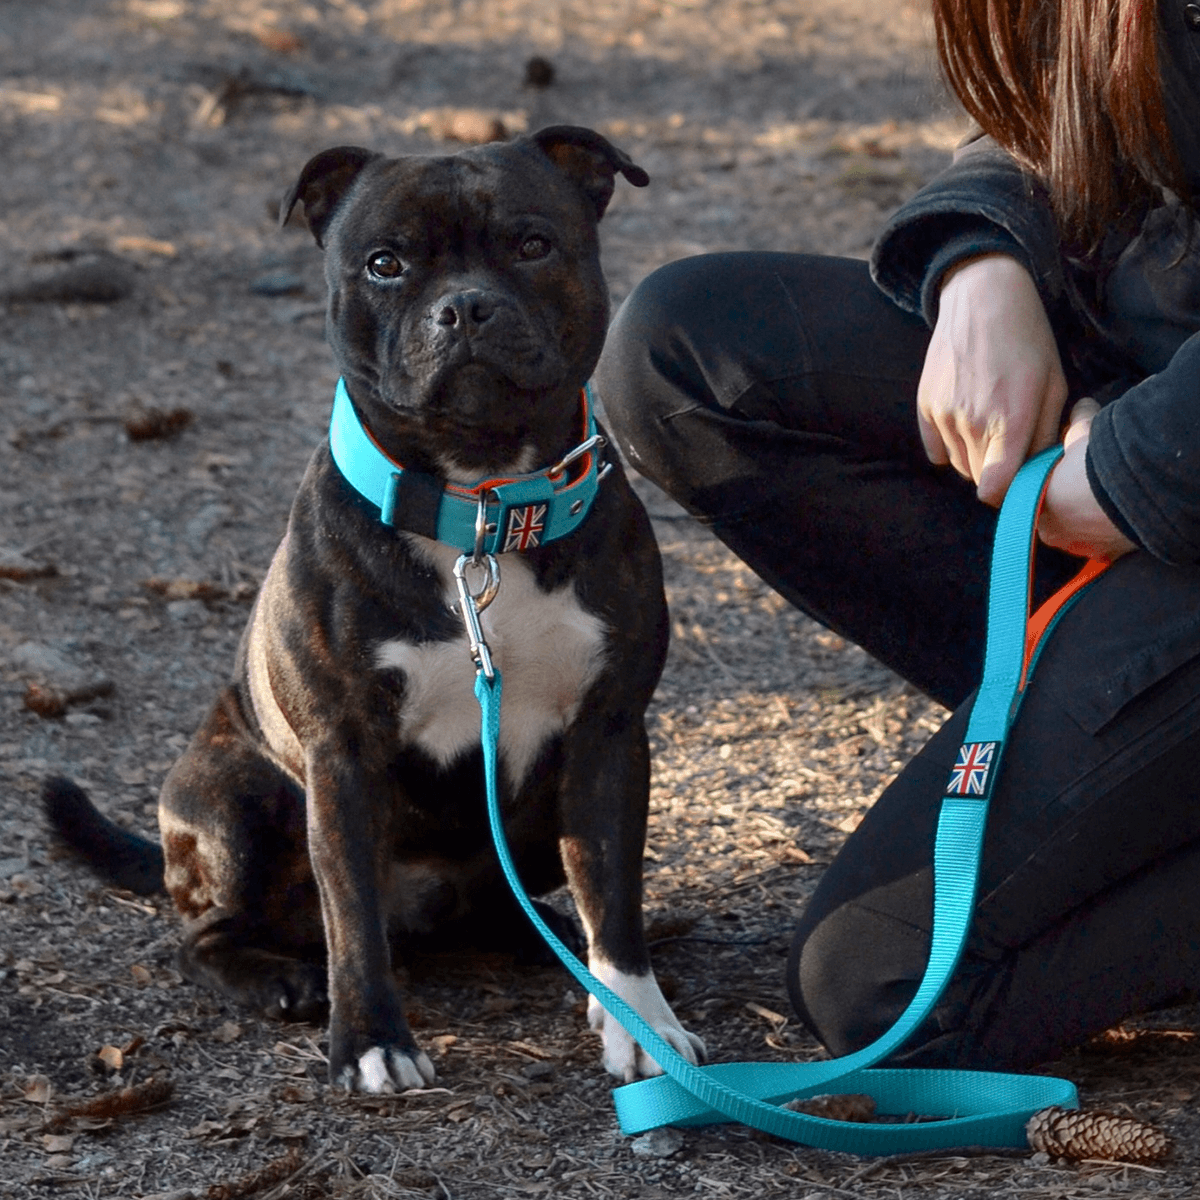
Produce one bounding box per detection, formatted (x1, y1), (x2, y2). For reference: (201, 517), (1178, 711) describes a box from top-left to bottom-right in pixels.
(931, 0), (1182, 250)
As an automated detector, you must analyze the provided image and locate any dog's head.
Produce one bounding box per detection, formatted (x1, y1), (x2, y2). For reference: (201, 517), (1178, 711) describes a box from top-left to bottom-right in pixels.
(282, 127), (647, 471)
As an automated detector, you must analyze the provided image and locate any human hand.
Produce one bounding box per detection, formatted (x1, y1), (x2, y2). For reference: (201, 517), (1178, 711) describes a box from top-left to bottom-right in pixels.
(1038, 398), (1136, 560)
(918, 254), (1068, 506)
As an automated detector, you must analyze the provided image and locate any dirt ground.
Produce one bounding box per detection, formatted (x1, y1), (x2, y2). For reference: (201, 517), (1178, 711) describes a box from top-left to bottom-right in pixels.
(3, 2), (1200, 1197)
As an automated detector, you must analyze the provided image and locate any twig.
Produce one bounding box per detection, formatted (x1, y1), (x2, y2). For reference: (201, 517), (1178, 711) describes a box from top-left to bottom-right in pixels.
(837, 1146), (1028, 1188)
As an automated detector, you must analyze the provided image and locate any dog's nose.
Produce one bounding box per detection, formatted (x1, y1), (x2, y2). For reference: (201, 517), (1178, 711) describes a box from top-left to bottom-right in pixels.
(434, 290), (495, 329)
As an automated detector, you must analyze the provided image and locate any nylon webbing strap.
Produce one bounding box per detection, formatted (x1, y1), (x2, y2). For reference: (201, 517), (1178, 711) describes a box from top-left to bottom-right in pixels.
(475, 444), (1092, 1153)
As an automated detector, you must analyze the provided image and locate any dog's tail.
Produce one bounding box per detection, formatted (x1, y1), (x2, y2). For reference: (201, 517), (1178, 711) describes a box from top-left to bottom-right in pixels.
(42, 777), (165, 896)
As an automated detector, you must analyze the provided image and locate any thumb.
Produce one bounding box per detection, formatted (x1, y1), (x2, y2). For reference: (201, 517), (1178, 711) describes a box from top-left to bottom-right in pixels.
(1063, 397), (1099, 450)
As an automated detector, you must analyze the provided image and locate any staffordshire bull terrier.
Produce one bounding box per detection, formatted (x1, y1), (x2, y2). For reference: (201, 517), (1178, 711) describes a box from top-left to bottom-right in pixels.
(44, 126), (705, 1093)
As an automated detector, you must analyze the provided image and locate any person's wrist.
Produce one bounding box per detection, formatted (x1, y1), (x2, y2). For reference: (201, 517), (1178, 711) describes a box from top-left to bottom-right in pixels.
(939, 252), (1028, 297)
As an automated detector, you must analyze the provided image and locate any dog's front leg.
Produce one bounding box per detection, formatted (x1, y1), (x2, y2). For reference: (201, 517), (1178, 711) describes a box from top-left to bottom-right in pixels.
(559, 718), (706, 1082)
(305, 750), (435, 1093)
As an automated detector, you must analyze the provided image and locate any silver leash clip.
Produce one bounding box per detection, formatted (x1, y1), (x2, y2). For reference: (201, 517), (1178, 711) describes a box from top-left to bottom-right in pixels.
(452, 552), (500, 679)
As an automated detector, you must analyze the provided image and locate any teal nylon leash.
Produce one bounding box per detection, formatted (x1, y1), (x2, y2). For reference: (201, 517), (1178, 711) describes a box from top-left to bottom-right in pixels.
(469, 444), (1086, 1153)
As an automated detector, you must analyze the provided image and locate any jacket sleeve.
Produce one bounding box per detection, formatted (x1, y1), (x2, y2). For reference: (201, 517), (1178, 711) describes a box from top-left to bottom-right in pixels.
(870, 135), (1064, 326)
(1087, 335), (1200, 564)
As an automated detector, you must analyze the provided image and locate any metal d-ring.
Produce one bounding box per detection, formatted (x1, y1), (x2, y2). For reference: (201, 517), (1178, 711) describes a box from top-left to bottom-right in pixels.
(548, 432), (606, 479)
(473, 489), (492, 564)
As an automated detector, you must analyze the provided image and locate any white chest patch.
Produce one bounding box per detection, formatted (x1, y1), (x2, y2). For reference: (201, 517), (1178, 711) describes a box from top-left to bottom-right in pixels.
(375, 540), (608, 789)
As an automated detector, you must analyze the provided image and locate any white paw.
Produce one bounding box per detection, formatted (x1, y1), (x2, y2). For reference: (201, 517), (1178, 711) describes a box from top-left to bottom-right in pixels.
(338, 1045), (437, 1093)
(586, 960), (706, 1083)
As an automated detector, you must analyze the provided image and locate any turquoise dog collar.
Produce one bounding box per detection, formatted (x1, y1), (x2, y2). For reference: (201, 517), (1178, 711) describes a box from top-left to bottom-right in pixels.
(328, 378), (606, 553)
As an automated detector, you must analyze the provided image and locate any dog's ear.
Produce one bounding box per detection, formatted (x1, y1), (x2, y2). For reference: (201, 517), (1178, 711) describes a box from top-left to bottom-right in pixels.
(531, 126), (649, 219)
(280, 146), (383, 247)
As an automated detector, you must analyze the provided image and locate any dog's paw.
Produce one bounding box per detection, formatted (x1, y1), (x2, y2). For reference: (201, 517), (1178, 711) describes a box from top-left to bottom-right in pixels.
(259, 961), (329, 1023)
(585, 961), (707, 1083)
(177, 940), (329, 1025)
(334, 1044), (437, 1094)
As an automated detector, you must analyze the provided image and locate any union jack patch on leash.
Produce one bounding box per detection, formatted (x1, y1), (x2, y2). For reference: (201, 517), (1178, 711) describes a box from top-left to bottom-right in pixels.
(946, 741), (997, 797)
(503, 503), (548, 552)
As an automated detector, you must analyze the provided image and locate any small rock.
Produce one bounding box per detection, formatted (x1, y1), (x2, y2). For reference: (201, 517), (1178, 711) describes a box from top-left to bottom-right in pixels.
(422, 108), (508, 144)
(184, 502), (232, 548)
(250, 270), (305, 297)
(11, 641), (90, 692)
(64, 711), (103, 726)
(166, 599), (208, 622)
(630, 1127), (684, 1158)
(0, 855), (29, 879)
(521, 1061), (555, 1081)
(524, 56), (556, 88)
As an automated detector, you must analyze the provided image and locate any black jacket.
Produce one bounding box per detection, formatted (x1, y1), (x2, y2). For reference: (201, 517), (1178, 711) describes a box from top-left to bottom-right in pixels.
(870, 0), (1200, 564)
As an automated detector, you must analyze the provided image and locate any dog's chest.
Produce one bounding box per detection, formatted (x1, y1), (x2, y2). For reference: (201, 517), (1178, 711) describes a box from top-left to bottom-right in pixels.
(375, 541), (607, 788)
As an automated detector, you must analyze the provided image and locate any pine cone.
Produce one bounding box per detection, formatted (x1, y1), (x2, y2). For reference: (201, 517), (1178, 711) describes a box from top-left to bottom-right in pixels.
(783, 1093), (877, 1122)
(1026, 1105), (1172, 1163)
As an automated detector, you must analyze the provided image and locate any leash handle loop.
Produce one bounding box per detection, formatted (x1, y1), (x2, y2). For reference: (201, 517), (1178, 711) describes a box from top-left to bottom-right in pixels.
(475, 445), (1099, 1153)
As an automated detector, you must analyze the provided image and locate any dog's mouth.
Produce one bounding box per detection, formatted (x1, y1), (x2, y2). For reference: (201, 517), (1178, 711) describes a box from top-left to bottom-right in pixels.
(402, 351), (569, 425)
(433, 361), (519, 418)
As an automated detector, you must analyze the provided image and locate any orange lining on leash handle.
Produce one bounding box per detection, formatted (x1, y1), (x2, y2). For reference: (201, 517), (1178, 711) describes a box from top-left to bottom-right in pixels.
(1022, 556), (1111, 686)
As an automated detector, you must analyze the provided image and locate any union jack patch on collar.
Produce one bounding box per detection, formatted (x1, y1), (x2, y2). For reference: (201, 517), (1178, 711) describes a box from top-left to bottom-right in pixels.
(503, 503), (548, 552)
(946, 741), (997, 797)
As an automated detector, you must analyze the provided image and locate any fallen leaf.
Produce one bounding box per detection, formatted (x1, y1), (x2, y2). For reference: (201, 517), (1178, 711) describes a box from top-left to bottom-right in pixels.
(418, 107), (508, 144)
(745, 1001), (789, 1031)
(42, 1133), (76, 1153)
(96, 1045), (124, 1072)
(186, 1118), (228, 1139)
(23, 1075), (53, 1104)
(0, 548), (57, 580)
(0, 1115), (39, 1134)
(130, 963), (152, 986)
(254, 27), (305, 53)
(113, 235), (177, 258)
(23, 682), (69, 718)
(143, 577), (228, 602)
(212, 1021), (243, 1044)
(124, 402), (192, 441)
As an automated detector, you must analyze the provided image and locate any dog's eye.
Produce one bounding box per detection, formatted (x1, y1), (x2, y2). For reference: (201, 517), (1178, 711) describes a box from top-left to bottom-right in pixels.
(367, 251), (404, 279)
(518, 236), (551, 261)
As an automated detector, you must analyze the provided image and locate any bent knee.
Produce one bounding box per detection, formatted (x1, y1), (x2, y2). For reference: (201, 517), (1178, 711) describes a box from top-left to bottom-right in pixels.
(788, 898), (933, 1058)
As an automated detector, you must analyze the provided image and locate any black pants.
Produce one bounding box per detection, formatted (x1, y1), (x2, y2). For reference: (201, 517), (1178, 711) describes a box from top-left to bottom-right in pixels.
(594, 252), (1200, 1069)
